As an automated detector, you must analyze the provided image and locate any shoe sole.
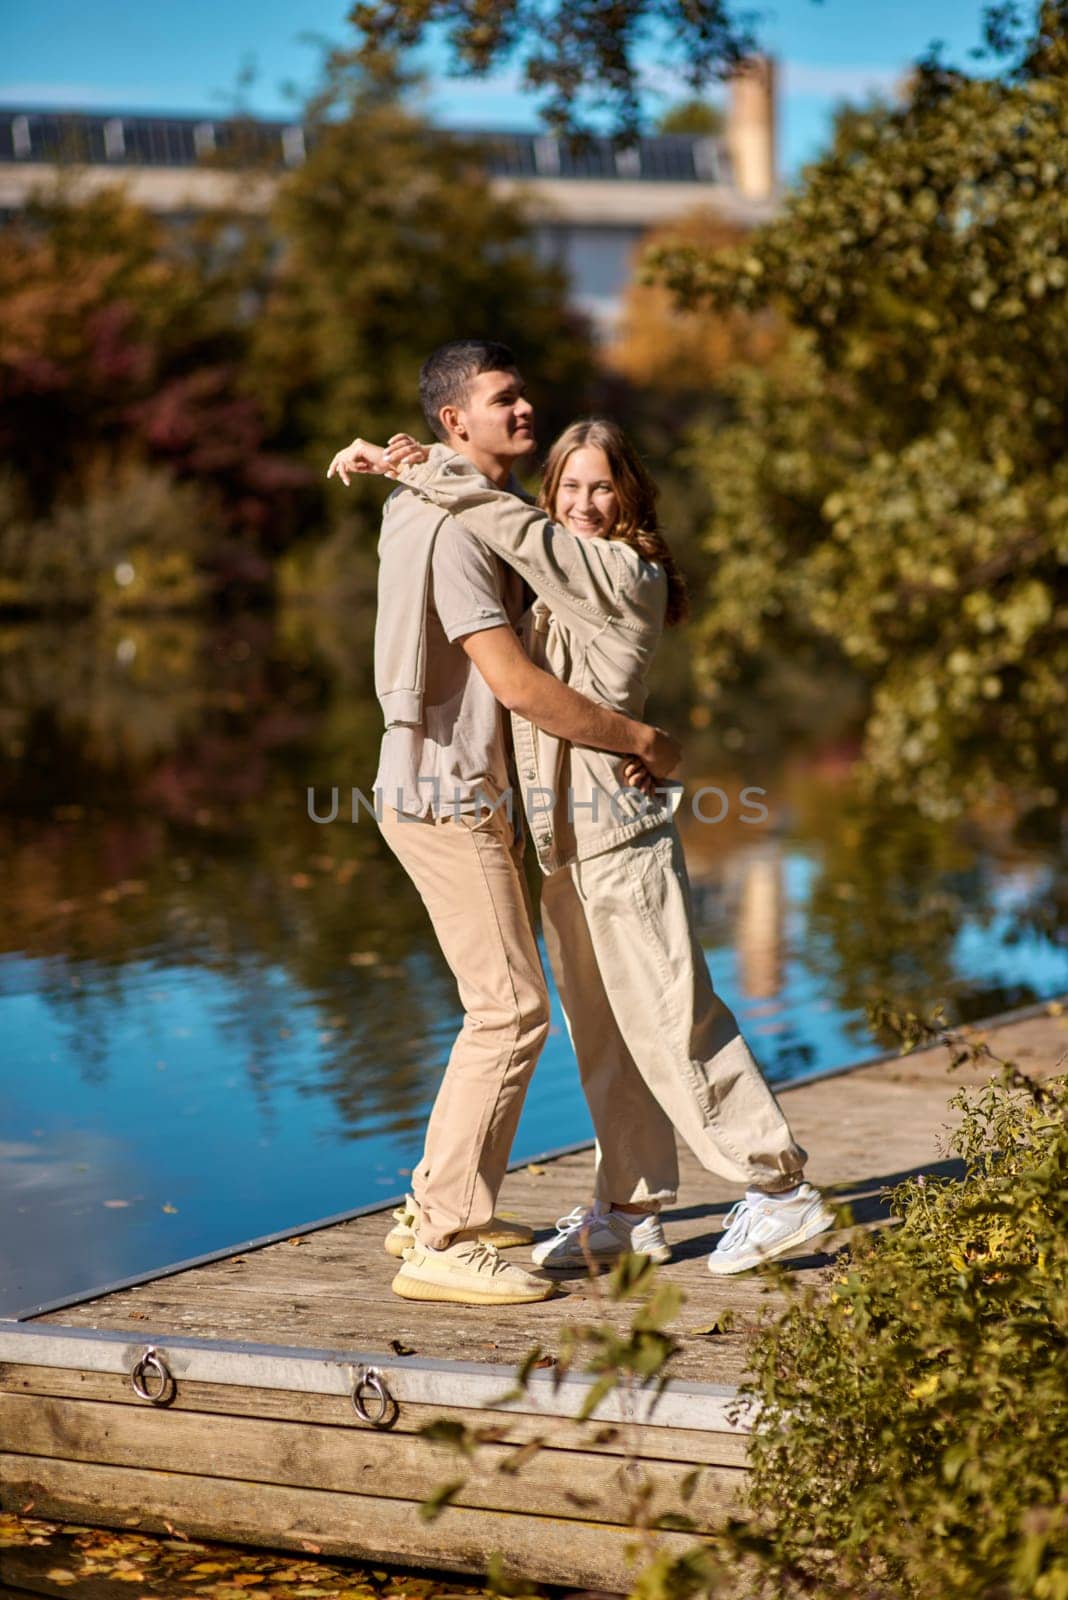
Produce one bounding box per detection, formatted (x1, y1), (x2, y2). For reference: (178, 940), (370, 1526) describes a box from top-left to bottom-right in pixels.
(535, 1243), (673, 1270)
(707, 1210), (835, 1277)
(391, 1269), (555, 1305)
(385, 1224), (535, 1259)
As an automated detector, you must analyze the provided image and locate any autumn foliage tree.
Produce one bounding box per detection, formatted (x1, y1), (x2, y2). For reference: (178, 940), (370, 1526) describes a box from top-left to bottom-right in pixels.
(608, 208), (784, 391)
(0, 183), (309, 607)
(0, 52), (593, 611)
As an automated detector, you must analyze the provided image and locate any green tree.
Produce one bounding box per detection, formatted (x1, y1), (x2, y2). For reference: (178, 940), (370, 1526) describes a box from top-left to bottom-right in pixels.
(650, 4), (1068, 816)
(250, 50), (595, 590)
(348, 0), (753, 137)
(345, 0), (1053, 137)
(656, 100), (725, 136)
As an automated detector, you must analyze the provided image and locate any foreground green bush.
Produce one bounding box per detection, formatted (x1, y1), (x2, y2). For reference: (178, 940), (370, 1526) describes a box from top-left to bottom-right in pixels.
(732, 1052), (1068, 1599)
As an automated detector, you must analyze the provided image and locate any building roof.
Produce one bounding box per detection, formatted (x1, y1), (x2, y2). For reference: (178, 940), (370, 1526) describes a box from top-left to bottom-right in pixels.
(0, 107), (727, 185)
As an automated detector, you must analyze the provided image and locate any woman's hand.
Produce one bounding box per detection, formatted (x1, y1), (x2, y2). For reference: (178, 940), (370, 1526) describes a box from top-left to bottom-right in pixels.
(327, 433), (431, 485)
(622, 756), (657, 796)
(384, 434), (431, 470)
(326, 437), (393, 485)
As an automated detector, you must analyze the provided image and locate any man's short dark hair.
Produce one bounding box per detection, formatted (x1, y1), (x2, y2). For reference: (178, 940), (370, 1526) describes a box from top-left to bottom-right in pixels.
(419, 340), (519, 442)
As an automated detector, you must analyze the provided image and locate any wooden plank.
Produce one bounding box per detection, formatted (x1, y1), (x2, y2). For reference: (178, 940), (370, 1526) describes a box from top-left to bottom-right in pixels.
(21, 1274), (775, 1390)
(0, 1365), (752, 1466)
(0, 1393), (745, 1529)
(0, 1454), (696, 1591)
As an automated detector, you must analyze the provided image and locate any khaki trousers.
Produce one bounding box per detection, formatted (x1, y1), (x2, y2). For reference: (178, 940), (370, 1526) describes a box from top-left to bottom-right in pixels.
(379, 805), (550, 1249)
(540, 823), (805, 1204)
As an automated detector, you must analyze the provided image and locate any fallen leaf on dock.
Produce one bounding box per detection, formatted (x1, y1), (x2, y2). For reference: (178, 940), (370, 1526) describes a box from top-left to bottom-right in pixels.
(526, 1164), (546, 1176)
(687, 1313), (735, 1336)
(563, 1489), (599, 1509)
(390, 1338), (416, 1356)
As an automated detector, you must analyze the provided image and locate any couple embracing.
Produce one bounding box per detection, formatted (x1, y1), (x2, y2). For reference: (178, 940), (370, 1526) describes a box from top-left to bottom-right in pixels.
(328, 339), (833, 1307)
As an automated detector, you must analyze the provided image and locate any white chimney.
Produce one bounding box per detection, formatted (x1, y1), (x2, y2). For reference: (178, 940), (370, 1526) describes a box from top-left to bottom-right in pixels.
(727, 56), (777, 201)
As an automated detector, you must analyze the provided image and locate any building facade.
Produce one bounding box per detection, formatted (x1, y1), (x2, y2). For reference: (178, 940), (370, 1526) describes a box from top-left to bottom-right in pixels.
(0, 69), (777, 333)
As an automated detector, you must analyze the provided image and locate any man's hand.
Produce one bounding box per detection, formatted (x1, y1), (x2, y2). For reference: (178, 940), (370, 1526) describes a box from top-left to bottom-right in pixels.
(633, 725), (682, 780)
(326, 437), (393, 485)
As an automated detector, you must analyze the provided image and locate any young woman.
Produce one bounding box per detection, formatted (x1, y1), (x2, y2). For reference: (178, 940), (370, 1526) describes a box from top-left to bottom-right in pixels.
(329, 420), (834, 1275)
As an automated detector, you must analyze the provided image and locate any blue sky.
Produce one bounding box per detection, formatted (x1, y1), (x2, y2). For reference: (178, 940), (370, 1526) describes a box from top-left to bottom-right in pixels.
(0, 1), (992, 177)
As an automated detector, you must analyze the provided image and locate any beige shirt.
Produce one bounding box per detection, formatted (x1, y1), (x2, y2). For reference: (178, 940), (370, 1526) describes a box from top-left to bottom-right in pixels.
(398, 446), (682, 869)
(373, 496), (525, 818)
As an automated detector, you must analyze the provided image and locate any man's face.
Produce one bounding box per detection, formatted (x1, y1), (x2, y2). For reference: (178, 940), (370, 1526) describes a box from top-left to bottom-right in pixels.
(449, 368), (537, 463)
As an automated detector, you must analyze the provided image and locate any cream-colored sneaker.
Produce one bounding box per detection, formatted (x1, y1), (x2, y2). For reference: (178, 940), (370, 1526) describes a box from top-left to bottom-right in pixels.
(383, 1194), (534, 1259)
(391, 1236), (556, 1305)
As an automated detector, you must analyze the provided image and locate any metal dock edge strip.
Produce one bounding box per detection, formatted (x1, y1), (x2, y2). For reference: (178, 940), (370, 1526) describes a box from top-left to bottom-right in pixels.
(0, 1323), (754, 1432)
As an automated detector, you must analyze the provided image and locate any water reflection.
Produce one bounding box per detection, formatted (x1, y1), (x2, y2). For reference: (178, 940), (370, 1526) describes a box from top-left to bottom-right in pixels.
(0, 613), (1065, 1316)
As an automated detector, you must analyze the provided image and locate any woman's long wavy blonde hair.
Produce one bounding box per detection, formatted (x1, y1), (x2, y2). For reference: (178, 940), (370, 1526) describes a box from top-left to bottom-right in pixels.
(538, 418), (689, 626)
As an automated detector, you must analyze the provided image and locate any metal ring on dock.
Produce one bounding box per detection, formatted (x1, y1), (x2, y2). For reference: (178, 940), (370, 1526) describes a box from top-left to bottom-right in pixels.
(351, 1365), (395, 1428)
(131, 1346), (175, 1405)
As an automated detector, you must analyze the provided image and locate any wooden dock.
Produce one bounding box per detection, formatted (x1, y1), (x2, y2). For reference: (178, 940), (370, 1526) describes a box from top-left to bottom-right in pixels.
(2, 1000), (1065, 1591)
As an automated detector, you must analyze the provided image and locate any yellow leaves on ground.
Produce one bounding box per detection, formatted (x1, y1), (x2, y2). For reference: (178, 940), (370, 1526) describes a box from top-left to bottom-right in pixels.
(2, 1513), (501, 1596)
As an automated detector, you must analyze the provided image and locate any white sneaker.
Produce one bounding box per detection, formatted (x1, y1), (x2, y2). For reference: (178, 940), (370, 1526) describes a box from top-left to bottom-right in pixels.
(707, 1182), (835, 1276)
(531, 1202), (672, 1269)
(392, 1236), (556, 1305)
(384, 1195), (534, 1258)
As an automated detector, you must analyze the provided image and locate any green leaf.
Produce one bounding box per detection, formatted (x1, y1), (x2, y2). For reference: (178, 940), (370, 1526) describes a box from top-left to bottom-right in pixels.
(417, 1420), (473, 1457)
(417, 1480), (464, 1524)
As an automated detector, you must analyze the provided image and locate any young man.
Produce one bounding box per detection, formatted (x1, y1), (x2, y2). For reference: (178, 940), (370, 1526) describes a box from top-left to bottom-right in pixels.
(353, 340), (680, 1307)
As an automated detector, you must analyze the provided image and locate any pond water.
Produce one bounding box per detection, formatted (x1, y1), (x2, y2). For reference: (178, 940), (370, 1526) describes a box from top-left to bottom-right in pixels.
(1, 612), (1066, 1318)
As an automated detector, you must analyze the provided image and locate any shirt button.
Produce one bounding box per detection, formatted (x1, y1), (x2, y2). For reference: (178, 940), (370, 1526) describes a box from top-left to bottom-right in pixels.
(539, 833), (551, 846)
(524, 769), (536, 781)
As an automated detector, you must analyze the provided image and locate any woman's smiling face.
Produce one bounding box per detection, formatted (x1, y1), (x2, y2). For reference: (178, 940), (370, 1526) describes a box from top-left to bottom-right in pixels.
(554, 445), (621, 539)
